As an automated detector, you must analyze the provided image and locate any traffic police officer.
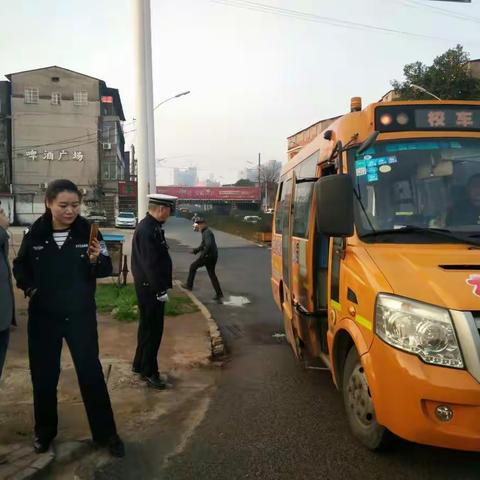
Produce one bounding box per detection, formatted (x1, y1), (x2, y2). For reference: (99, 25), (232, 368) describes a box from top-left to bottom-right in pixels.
(131, 193), (176, 390)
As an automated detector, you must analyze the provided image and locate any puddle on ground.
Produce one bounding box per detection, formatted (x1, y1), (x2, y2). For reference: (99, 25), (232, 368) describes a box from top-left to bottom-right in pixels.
(222, 296), (251, 307)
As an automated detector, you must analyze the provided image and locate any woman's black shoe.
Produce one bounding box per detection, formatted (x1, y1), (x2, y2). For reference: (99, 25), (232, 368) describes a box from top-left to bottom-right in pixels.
(107, 435), (125, 458)
(33, 438), (51, 454)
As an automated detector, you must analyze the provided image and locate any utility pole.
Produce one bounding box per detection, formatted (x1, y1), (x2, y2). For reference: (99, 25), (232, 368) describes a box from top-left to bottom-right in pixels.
(133, 0), (156, 218)
(257, 152), (262, 208)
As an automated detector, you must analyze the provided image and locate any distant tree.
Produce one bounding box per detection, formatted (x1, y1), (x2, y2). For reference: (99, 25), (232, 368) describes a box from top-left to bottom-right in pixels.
(235, 178), (255, 186)
(261, 160), (282, 185)
(391, 45), (480, 100)
(261, 160), (282, 208)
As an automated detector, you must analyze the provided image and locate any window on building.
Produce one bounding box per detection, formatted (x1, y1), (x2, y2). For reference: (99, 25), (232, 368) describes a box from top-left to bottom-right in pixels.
(102, 124), (118, 145)
(24, 88), (39, 104)
(51, 92), (61, 105)
(117, 158), (125, 181)
(102, 163), (111, 180)
(74, 91), (88, 106)
(102, 126), (111, 142)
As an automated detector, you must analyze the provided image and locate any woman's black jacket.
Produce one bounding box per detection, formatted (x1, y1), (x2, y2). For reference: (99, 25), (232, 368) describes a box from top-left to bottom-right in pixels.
(13, 214), (112, 316)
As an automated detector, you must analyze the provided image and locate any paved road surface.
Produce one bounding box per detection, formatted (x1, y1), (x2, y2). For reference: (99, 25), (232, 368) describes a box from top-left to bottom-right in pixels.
(96, 218), (480, 480)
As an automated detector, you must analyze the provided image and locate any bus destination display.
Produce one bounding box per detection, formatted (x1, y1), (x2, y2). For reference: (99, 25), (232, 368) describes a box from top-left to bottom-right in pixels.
(375, 105), (480, 132)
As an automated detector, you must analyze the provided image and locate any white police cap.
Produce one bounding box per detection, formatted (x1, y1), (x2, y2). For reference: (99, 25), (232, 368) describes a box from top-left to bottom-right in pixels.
(147, 193), (177, 210)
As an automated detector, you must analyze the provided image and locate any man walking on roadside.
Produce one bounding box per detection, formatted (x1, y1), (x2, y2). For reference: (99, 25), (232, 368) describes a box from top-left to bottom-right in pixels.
(184, 218), (224, 301)
(131, 194), (176, 390)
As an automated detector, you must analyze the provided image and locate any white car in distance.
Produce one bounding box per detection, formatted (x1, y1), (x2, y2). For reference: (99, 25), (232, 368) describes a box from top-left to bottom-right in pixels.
(115, 211), (137, 229)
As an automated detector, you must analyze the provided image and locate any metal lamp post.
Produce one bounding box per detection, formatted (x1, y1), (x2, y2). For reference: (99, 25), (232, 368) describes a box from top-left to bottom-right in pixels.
(154, 91), (190, 111)
(410, 83), (442, 101)
(133, 0), (155, 216)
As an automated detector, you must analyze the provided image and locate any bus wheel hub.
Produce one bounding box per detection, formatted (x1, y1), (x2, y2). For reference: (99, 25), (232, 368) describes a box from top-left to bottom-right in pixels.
(347, 365), (374, 427)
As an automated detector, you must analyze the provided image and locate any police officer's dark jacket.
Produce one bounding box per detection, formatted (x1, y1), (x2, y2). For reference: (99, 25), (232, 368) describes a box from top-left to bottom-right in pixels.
(131, 213), (172, 294)
(13, 214), (112, 315)
(193, 228), (218, 261)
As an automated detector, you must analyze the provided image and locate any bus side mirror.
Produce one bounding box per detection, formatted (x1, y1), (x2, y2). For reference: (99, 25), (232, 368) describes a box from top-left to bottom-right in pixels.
(315, 175), (354, 237)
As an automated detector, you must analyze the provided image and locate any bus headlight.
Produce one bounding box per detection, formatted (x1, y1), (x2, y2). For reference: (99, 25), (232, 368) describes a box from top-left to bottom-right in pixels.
(375, 294), (464, 369)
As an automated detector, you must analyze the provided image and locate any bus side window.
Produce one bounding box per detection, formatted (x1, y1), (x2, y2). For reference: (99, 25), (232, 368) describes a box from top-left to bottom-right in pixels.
(292, 183), (314, 238)
(275, 182), (284, 233)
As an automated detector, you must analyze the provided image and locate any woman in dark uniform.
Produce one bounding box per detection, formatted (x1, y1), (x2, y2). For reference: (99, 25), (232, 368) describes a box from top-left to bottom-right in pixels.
(13, 179), (124, 457)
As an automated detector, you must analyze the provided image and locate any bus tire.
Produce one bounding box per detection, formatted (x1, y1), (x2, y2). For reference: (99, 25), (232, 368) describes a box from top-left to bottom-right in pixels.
(342, 347), (390, 450)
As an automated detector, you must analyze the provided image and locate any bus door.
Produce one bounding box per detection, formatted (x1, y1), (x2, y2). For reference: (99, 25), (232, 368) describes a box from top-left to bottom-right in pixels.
(281, 177), (294, 319)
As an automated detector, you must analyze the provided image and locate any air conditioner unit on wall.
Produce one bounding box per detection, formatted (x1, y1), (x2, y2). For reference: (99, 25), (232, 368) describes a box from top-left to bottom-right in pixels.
(103, 142), (112, 150)
(80, 188), (88, 195)
(39, 182), (48, 190)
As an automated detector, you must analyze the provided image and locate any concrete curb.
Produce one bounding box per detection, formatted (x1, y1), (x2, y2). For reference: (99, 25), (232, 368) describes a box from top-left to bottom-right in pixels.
(0, 440), (92, 480)
(174, 280), (226, 359)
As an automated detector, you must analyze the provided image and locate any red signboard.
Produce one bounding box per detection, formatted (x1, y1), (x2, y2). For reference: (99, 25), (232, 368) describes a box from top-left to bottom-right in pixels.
(156, 186), (261, 201)
(118, 181), (137, 197)
(101, 96), (113, 103)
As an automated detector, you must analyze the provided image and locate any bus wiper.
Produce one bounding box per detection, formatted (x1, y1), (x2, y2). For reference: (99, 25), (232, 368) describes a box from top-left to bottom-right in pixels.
(361, 225), (480, 247)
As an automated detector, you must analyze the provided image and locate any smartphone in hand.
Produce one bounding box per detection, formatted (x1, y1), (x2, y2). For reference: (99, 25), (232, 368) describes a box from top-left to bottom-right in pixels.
(88, 223), (99, 255)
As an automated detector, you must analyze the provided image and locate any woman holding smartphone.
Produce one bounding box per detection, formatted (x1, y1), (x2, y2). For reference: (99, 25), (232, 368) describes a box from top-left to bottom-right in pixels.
(13, 179), (124, 457)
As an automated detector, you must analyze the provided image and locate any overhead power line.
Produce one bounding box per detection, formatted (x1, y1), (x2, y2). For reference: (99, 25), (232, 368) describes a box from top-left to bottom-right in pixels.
(13, 128), (137, 154)
(12, 131), (99, 152)
(12, 127), (137, 153)
(9, 117), (136, 152)
(392, 0), (480, 24)
(210, 0), (466, 42)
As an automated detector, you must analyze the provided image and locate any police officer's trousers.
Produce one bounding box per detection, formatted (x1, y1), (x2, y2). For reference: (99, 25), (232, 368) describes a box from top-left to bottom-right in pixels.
(133, 285), (165, 378)
(28, 310), (117, 444)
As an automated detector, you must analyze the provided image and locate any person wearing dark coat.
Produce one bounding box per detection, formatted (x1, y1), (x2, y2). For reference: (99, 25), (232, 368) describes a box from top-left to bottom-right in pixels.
(12, 179), (124, 457)
(131, 194), (176, 390)
(446, 174), (480, 227)
(0, 207), (14, 380)
(184, 218), (224, 301)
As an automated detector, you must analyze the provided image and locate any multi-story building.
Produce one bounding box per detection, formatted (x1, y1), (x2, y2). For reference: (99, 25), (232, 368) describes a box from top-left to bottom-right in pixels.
(239, 167), (259, 184)
(5, 65), (126, 225)
(173, 166), (198, 186)
(0, 81), (12, 220)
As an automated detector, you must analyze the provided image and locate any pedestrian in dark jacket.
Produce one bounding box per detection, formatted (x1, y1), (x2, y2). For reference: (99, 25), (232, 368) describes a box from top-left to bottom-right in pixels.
(12, 179), (124, 457)
(131, 194), (176, 390)
(0, 207), (14, 380)
(184, 218), (223, 301)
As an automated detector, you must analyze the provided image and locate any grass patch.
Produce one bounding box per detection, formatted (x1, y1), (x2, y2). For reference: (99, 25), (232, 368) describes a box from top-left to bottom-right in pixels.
(96, 284), (198, 322)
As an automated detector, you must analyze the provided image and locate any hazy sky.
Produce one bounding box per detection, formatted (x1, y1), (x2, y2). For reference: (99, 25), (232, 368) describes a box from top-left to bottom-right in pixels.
(1, 0), (479, 184)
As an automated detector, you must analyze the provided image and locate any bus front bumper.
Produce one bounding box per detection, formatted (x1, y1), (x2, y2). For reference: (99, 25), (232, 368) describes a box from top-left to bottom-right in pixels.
(363, 338), (480, 452)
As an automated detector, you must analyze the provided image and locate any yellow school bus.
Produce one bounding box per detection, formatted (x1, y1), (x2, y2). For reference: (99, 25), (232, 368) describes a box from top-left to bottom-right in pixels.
(272, 98), (480, 451)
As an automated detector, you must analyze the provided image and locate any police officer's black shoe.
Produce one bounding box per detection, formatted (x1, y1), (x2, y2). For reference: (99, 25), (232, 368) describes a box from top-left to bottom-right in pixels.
(213, 294), (224, 302)
(107, 435), (125, 458)
(145, 374), (167, 390)
(33, 437), (51, 454)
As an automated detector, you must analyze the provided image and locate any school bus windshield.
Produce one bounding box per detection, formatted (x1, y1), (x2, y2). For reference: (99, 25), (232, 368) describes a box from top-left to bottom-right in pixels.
(349, 138), (480, 241)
